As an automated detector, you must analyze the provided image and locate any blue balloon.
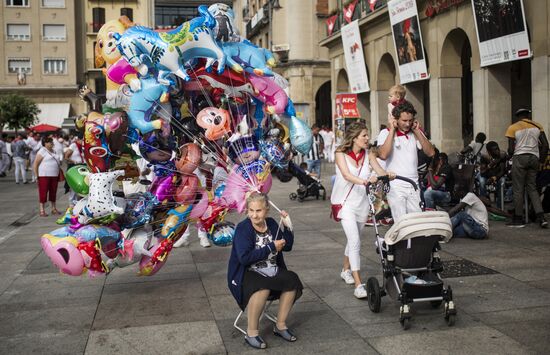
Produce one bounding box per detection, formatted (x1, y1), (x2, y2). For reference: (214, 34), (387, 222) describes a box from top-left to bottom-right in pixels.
(289, 116), (313, 155)
(259, 139), (290, 169)
(208, 222), (235, 246)
(117, 192), (159, 229)
(49, 225), (121, 244)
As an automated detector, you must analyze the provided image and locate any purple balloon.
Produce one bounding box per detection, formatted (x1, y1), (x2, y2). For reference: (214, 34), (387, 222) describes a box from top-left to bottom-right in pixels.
(150, 174), (176, 203)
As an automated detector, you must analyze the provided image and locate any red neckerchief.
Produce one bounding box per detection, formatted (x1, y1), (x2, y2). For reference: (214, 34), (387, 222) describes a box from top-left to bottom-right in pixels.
(387, 127), (412, 139)
(390, 98), (405, 106)
(347, 149), (365, 164)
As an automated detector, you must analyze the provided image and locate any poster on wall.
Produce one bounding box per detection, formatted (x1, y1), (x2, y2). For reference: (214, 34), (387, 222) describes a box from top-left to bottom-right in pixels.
(471, 0), (531, 67)
(388, 0), (429, 84)
(341, 20), (370, 93)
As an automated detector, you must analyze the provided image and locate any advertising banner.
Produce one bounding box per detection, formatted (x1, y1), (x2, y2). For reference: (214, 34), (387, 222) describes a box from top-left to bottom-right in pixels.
(388, 0), (429, 84)
(341, 20), (370, 93)
(471, 0), (531, 66)
(334, 93), (361, 119)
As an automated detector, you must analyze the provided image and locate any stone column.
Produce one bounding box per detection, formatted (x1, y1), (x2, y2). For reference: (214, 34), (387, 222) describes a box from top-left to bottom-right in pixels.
(369, 90), (387, 140)
(472, 66), (511, 149)
(429, 75), (463, 153)
(405, 82), (426, 127)
(532, 55), (550, 132)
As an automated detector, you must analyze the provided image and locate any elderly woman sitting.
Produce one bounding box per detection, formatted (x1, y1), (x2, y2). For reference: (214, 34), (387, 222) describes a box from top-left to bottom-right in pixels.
(227, 192), (303, 349)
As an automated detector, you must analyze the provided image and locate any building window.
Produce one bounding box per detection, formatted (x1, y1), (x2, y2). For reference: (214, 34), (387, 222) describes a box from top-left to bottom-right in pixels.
(43, 24), (66, 41)
(8, 58), (31, 74)
(94, 78), (106, 96)
(5, 0), (29, 6)
(155, 6), (198, 28)
(43, 58), (66, 74)
(120, 7), (133, 21)
(42, 0), (64, 7)
(6, 24), (30, 41)
(92, 7), (105, 33)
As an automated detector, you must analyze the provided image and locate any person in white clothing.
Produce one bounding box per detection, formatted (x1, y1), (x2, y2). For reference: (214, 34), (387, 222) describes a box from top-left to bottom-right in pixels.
(377, 100), (435, 222)
(64, 137), (85, 208)
(331, 122), (394, 299)
(33, 136), (62, 217)
(448, 191), (488, 239)
(26, 133), (41, 182)
(324, 127), (335, 163)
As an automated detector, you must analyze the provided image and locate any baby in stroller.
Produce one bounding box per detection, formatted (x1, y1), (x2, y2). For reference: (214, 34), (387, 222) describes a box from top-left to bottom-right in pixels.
(288, 161), (326, 202)
(366, 176), (457, 330)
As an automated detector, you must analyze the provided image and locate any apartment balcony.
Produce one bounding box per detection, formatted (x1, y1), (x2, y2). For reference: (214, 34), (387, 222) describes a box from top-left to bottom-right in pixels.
(6, 34), (31, 41)
(324, 0), (388, 37)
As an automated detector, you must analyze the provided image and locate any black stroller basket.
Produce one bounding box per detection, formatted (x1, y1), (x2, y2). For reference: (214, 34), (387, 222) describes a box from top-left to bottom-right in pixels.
(365, 175), (457, 330)
(288, 161), (326, 202)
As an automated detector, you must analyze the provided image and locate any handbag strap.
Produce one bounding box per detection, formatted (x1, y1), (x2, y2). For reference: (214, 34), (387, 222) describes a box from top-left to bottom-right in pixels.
(44, 148), (62, 170)
(341, 153), (366, 206)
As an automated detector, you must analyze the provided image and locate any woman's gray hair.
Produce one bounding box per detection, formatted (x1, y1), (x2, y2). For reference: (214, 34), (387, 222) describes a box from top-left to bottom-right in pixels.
(246, 192), (270, 209)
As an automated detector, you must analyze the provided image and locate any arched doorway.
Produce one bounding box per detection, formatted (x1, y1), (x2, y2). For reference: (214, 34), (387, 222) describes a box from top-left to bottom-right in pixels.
(336, 69), (349, 92)
(439, 28), (472, 152)
(315, 81), (332, 128)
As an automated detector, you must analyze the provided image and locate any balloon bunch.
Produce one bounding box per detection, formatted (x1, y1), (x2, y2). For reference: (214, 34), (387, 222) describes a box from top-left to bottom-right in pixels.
(40, 3), (312, 278)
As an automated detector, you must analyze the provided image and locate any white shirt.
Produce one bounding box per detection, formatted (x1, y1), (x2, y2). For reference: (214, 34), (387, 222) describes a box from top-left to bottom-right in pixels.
(53, 139), (64, 160)
(37, 148), (60, 177)
(461, 192), (489, 231)
(331, 154), (372, 220)
(325, 131), (335, 147)
(67, 142), (84, 164)
(377, 129), (421, 188)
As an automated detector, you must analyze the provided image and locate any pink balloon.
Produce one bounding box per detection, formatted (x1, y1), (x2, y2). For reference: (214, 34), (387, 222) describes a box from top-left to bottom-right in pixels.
(221, 162), (272, 213)
(248, 74), (288, 115)
(41, 235), (85, 276)
(189, 190), (210, 219)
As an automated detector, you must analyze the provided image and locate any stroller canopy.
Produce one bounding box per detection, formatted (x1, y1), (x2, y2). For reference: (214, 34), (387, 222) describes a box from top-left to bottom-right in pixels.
(384, 211), (452, 245)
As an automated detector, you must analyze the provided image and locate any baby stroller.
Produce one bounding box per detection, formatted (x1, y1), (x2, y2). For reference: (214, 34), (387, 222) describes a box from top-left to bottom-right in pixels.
(287, 161), (326, 202)
(365, 176), (456, 330)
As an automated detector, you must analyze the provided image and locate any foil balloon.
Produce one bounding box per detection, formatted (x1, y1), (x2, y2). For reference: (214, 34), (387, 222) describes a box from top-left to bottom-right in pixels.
(49, 225), (121, 244)
(221, 161), (272, 213)
(208, 3), (240, 42)
(289, 115), (313, 155)
(227, 135), (260, 165)
(150, 174), (177, 205)
(41, 234), (85, 276)
(76, 171), (126, 224)
(127, 76), (168, 134)
(176, 143), (202, 175)
(259, 139), (290, 169)
(196, 107), (231, 141)
(66, 165), (90, 195)
(249, 74), (289, 115)
(220, 41), (275, 76)
(114, 5), (225, 82)
(117, 192), (159, 229)
(208, 221), (235, 247)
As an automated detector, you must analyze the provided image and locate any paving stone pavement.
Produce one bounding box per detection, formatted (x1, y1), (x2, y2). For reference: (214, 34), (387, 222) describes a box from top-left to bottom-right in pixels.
(1, 163), (549, 354)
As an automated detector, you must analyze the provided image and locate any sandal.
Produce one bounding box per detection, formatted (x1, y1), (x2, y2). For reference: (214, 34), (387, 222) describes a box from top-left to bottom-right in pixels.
(244, 335), (267, 349)
(273, 326), (297, 342)
(51, 209), (61, 215)
(40, 210), (48, 217)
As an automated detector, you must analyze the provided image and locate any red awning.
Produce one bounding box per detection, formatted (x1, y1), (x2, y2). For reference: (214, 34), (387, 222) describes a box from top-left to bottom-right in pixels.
(31, 124), (62, 132)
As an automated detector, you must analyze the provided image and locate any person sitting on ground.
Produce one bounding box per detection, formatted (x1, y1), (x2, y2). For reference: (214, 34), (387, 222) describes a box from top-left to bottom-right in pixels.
(479, 141), (509, 207)
(447, 190), (488, 239)
(424, 152), (452, 209)
(227, 192), (303, 349)
(460, 132), (487, 164)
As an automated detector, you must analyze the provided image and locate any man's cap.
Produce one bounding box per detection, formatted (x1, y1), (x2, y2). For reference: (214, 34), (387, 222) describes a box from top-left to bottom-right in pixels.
(515, 108), (532, 117)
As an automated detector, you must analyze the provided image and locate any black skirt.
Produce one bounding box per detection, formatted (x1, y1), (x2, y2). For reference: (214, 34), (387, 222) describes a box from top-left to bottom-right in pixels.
(241, 269), (303, 310)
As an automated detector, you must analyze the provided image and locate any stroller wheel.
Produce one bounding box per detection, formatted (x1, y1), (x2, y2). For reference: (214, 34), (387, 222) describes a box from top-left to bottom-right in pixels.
(289, 193), (297, 200)
(367, 277), (381, 313)
(430, 300), (442, 308)
(446, 313), (456, 326)
(400, 317), (411, 330)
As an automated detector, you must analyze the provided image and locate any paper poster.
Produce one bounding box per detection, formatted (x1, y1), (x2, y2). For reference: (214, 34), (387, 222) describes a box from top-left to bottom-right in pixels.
(471, 0), (531, 66)
(388, 0), (429, 84)
(341, 20), (370, 93)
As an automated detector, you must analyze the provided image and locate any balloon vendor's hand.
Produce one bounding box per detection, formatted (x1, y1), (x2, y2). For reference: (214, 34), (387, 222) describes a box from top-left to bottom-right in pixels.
(274, 239), (286, 252)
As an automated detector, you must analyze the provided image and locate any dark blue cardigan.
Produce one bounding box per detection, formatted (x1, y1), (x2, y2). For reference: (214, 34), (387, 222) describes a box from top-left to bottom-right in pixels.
(227, 217), (294, 308)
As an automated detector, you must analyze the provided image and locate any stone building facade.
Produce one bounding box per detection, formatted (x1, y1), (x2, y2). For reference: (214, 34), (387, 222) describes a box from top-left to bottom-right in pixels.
(320, 0), (549, 152)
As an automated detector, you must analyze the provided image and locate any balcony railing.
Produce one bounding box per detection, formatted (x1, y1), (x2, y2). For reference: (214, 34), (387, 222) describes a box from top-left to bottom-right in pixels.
(43, 35), (66, 41)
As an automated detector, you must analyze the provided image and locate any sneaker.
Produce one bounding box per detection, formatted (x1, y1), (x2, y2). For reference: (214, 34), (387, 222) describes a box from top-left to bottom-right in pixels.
(539, 216), (548, 229)
(173, 235), (190, 248)
(340, 269), (355, 284)
(507, 217), (526, 228)
(199, 235), (211, 248)
(354, 284), (368, 299)
(365, 218), (379, 227)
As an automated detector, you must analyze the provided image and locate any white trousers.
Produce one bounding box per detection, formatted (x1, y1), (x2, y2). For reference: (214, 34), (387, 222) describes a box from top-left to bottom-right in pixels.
(340, 216), (365, 271)
(14, 157), (26, 183)
(387, 183), (422, 222)
(0, 154), (9, 174)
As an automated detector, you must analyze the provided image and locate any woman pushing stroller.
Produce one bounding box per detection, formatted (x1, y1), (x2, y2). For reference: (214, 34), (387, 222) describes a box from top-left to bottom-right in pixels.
(331, 122), (395, 298)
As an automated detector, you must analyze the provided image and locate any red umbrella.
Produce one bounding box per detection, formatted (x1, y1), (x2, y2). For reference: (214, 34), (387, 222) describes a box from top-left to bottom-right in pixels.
(31, 124), (61, 133)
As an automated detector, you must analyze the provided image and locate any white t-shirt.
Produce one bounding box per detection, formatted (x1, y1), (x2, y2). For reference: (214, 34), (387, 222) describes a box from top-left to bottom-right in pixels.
(461, 192), (489, 231)
(377, 129), (421, 188)
(331, 154), (372, 221)
(325, 131), (335, 147)
(37, 147), (60, 177)
(67, 142), (84, 164)
(53, 139), (64, 160)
